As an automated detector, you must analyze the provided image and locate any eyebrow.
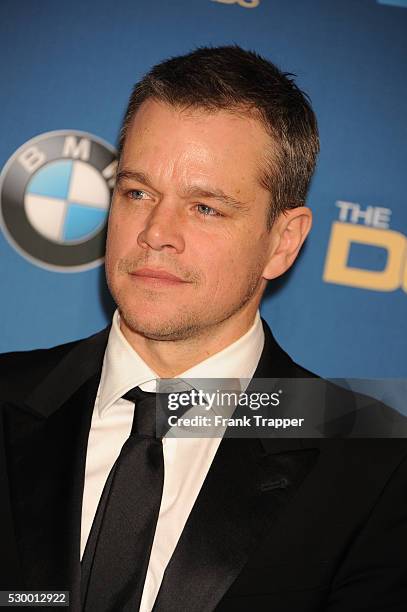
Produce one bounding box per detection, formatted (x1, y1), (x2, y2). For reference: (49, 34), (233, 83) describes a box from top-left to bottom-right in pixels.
(116, 170), (154, 189)
(183, 186), (249, 212)
(116, 169), (250, 212)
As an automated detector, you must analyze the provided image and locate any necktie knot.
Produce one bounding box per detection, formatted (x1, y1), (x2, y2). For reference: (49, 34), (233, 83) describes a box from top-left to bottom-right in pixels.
(123, 387), (158, 438)
(123, 384), (199, 439)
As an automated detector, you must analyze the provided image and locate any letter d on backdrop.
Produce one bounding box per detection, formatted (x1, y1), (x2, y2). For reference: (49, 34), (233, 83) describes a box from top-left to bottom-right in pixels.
(323, 222), (407, 292)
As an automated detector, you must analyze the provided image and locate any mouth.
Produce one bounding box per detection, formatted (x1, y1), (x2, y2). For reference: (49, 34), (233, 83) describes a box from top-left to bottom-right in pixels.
(129, 267), (188, 285)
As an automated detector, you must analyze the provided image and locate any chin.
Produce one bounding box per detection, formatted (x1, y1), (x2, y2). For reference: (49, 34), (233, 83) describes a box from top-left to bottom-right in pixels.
(119, 306), (201, 342)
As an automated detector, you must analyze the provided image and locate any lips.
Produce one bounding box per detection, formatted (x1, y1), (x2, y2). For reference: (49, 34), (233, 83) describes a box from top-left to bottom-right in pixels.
(130, 268), (186, 282)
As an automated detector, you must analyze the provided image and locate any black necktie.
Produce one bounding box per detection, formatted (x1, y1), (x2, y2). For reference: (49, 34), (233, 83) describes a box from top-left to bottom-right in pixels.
(81, 387), (165, 612)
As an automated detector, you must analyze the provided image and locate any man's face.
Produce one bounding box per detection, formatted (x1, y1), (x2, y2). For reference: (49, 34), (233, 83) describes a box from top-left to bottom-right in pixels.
(105, 99), (278, 341)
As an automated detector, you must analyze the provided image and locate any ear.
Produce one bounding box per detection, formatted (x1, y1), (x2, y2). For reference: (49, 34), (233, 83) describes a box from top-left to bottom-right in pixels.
(263, 207), (312, 280)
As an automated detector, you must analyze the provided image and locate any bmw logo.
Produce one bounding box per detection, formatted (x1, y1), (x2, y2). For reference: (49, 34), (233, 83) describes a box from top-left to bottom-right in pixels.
(0, 130), (117, 271)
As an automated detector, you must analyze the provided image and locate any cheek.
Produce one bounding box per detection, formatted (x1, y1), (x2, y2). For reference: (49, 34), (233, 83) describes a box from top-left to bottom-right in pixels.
(198, 243), (245, 291)
(106, 212), (137, 260)
(214, 235), (268, 287)
(105, 224), (121, 269)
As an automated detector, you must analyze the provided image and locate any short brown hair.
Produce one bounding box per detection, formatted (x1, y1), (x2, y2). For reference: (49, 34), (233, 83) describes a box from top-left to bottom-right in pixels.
(119, 45), (319, 227)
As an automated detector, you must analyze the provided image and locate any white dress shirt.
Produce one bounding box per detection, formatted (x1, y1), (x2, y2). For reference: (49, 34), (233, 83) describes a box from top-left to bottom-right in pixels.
(81, 309), (264, 611)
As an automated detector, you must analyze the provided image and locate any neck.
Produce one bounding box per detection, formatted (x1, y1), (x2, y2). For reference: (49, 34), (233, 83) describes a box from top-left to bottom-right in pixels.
(119, 308), (259, 378)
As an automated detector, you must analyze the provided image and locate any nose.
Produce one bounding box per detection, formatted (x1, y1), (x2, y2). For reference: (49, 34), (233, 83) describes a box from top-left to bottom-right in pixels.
(137, 201), (185, 253)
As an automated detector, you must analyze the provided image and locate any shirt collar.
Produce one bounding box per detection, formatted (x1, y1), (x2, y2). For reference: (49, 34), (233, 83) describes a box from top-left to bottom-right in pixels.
(97, 309), (264, 418)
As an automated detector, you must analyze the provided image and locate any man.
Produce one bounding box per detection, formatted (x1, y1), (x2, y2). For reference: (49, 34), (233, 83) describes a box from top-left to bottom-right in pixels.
(1, 46), (406, 611)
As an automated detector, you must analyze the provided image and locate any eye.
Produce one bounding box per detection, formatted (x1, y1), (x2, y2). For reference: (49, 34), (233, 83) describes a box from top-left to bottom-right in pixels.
(127, 189), (150, 200)
(196, 204), (222, 217)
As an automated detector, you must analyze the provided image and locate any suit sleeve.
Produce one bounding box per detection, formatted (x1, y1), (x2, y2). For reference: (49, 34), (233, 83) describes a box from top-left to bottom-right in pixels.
(326, 451), (407, 612)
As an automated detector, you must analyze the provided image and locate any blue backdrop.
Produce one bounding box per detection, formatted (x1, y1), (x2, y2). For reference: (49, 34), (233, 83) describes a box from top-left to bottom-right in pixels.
(1, 0), (406, 379)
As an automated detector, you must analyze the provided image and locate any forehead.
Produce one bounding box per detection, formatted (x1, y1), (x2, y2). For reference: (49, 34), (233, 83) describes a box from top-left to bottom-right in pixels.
(120, 99), (272, 195)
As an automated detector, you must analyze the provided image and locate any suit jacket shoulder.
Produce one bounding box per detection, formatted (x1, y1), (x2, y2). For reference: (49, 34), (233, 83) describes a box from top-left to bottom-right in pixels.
(0, 327), (110, 406)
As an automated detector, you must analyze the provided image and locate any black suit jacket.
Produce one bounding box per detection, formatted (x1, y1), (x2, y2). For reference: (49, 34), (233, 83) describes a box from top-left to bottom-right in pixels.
(1, 321), (407, 611)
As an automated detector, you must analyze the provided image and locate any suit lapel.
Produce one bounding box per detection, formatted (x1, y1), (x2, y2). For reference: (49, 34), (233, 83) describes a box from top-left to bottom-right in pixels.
(4, 327), (109, 609)
(154, 319), (320, 612)
(154, 437), (319, 612)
